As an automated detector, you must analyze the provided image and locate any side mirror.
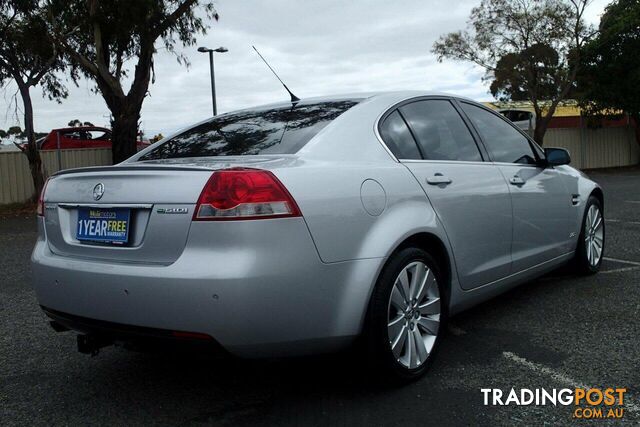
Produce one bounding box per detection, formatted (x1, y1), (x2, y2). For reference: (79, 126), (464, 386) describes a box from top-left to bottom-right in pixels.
(544, 147), (571, 166)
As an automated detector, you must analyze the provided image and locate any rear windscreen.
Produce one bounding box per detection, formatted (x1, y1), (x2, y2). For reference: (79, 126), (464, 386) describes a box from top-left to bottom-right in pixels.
(138, 100), (360, 160)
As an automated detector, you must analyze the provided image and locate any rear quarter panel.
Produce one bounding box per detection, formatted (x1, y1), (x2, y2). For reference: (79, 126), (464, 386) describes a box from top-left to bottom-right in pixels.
(273, 160), (454, 264)
(273, 160), (458, 333)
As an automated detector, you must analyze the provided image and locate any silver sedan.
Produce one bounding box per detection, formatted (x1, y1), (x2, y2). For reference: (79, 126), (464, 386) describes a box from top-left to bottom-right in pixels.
(32, 91), (604, 381)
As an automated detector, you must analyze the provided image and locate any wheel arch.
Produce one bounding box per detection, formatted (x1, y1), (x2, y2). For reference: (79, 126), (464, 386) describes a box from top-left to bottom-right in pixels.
(394, 232), (452, 304)
(590, 187), (604, 212)
(366, 231), (454, 322)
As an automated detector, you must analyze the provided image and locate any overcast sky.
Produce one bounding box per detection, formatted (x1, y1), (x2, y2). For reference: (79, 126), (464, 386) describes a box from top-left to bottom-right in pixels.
(0, 0), (609, 137)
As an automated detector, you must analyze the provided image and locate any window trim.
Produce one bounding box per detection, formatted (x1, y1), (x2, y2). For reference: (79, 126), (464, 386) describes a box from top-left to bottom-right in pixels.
(400, 159), (492, 167)
(456, 100), (545, 167)
(375, 96), (488, 163)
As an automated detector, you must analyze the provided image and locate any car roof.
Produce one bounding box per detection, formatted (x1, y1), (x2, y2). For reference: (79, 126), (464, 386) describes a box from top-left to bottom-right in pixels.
(53, 126), (110, 132)
(230, 91), (476, 113)
(128, 91), (487, 164)
(161, 91), (484, 140)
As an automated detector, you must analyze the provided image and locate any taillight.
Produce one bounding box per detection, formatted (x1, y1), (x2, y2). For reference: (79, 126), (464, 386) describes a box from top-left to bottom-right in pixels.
(36, 178), (50, 217)
(193, 168), (301, 221)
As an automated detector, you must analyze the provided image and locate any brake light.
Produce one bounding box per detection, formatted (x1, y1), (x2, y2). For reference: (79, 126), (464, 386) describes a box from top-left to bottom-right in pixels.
(193, 168), (301, 221)
(36, 178), (50, 217)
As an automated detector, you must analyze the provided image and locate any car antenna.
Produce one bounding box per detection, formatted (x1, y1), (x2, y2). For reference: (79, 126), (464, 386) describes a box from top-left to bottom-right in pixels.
(252, 45), (300, 104)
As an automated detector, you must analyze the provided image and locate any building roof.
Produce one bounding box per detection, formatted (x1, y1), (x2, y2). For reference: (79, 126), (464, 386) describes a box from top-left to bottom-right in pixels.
(483, 100), (583, 117)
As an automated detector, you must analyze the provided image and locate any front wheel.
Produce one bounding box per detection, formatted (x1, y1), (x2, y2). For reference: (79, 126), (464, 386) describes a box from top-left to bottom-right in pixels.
(572, 196), (605, 274)
(365, 247), (445, 382)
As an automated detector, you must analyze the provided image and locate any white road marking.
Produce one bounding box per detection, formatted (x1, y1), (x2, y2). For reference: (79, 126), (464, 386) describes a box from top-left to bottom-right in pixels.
(599, 266), (640, 275)
(606, 219), (640, 225)
(625, 200), (640, 204)
(502, 351), (640, 413)
(503, 351), (590, 388)
(604, 257), (640, 266)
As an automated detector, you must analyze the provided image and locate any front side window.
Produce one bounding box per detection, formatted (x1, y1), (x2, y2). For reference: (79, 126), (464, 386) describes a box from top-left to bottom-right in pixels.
(378, 110), (422, 160)
(138, 100), (360, 160)
(399, 100), (482, 161)
(461, 103), (537, 165)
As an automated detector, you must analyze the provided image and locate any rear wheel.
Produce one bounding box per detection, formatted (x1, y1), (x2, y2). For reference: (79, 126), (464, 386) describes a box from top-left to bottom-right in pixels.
(366, 247), (445, 382)
(572, 196), (605, 274)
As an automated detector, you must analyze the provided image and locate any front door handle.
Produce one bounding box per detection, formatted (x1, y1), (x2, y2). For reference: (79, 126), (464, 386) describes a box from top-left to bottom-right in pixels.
(509, 175), (525, 186)
(426, 173), (452, 185)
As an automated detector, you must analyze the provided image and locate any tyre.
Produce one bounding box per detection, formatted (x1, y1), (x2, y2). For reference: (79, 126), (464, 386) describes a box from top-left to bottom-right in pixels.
(366, 247), (446, 382)
(572, 195), (605, 274)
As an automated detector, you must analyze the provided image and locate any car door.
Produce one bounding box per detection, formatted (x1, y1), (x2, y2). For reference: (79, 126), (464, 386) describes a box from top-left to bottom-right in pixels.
(39, 132), (55, 150)
(459, 102), (571, 272)
(379, 98), (513, 290)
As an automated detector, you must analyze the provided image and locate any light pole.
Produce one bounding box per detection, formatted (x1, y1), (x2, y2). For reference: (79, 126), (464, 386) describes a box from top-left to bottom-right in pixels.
(198, 46), (228, 116)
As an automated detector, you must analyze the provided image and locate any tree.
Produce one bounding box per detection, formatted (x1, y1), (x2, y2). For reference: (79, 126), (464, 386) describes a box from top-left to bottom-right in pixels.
(67, 118), (94, 127)
(150, 133), (164, 143)
(47, 0), (218, 163)
(0, 0), (67, 199)
(0, 128), (6, 138)
(7, 125), (22, 135)
(432, 0), (594, 144)
(577, 0), (640, 144)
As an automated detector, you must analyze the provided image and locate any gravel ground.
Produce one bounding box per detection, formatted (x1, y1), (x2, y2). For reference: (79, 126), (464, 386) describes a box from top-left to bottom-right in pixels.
(1, 167), (639, 426)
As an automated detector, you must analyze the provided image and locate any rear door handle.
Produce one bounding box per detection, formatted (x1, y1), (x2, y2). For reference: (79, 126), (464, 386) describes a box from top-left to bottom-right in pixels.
(426, 174), (452, 185)
(509, 175), (525, 186)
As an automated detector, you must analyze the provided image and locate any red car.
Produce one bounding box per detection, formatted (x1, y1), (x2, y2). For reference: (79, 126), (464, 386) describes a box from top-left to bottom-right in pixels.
(37, 127), (150, 150)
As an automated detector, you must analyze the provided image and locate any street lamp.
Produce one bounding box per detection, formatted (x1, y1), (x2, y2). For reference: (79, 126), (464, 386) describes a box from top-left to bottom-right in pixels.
(198, 46), (228, 116)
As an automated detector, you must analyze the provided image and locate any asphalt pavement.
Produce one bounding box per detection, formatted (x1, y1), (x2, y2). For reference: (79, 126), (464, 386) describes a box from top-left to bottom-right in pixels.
(1, 166), (639, 426)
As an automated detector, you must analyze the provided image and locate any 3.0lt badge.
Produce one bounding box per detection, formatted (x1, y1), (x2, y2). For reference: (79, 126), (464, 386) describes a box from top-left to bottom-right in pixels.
(157, 207), (189, 214)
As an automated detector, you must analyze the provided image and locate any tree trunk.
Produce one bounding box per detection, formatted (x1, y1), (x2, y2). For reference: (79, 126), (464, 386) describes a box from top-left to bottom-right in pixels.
(532, 107), (558, 147)
(17, 83), (45, 202)
(533, 119), (549, 146)
(25, 148), (45, 202)
(110, 106), (140, 164)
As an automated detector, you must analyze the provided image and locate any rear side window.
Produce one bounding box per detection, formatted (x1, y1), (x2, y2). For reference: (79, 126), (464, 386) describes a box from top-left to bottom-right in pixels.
(86, 130), (110, 140)
(62, 131), (83, 140)
(399, 100), (482, 161)
(139, 100), (359, 160)
(378, 111), (421, 160)
(461, 103), (537, 165)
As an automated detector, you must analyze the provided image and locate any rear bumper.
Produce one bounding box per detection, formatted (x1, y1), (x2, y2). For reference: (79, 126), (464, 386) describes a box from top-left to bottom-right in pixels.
(43, 305), (226, 351)
(31, 218), (383, 357)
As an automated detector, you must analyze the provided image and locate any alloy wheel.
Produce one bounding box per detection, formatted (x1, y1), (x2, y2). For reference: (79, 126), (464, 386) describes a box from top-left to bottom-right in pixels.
(387, 261), (440, 369)
(584, 204), (604, 267)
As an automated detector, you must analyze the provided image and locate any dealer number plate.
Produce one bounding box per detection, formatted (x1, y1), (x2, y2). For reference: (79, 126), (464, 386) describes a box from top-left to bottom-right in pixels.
(76, 208), (130, 243)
